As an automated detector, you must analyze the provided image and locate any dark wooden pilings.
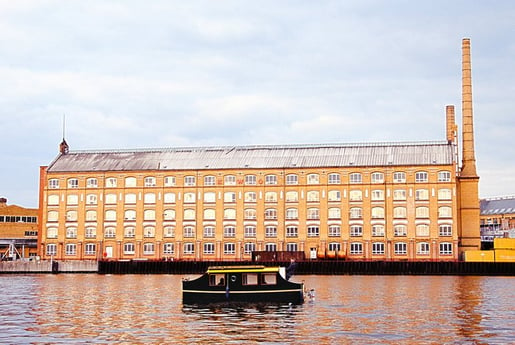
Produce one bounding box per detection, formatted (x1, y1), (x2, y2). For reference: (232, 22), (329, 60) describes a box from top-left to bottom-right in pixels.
(98, 260), (515, 276)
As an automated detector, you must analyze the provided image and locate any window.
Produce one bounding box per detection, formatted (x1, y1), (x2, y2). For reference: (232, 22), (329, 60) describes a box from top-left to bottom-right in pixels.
(144, 177), (156, 187)
(350, 225), (363, 237)
(104, 227), (116, 238)
(372, 224), (385, 237)
(184, 226), (195, 238)
(328, 190), (341, 201)
(124, 243), (135, 254)
(164, 226), (175, 237)
(184, 209), (196, 220)
(144, 226), (155, 238)
(349, 173), (362, 184)
(371, 172), (384, 183)
(65, 243), (76, 256)
(47, 211), (59, 222)
(244, 208), (256, 219)
(416, 224), (430, 237)
(164, 176), (176, 186)
(394, 225), (407, 237)
(415, 189), (429, 201)
(163, 243), (174, 254)
(328, 173), (340, 184)
(265, 192), (277, 202)
(286, 243), (298, 252)
(204, 243), (215, 255)
(286, 174), (298, 185)
(224, 226), (236, 238)
(372, 242), (385, 255)
(286, 208), (298, 219)
(125, 177), (137, 187)
(416, 207), (429, 218)
(183, 192), (195, 203)
(46, 243), (57, 256)
(184, 176), (196, 186)
(66, 210), (78, 221)
(350, 207), (362, 219)
(393, 189), (406, 201)
(329, 225), (341, 237)
(47, 227), (58, 239)
(307, 208), (319, 219)
(265, 175), (277, 185)
(265, 226), (277, 238)
(438, 171), (451, 182)
(144, 209), (156, 221)
(48, 194), (59, 205)
(286, 226), (298, 237)
(49, 179), (59, 189)
(184, 243), (195, 255)
(439, 206), (452, 218)
(286, 191), (298, 202)
(328, 208), (341, 219)
(265, 243), (276, 251)
(350, 242), (363, 255)
(204, 226), (215, 238)
(371, 207), (384, 219)
(67, 194), (78, 205)
(393, 172), (406, 183)
(143, 243), (155, 255)
(124, 226), (135, 238)
(393, 207), (407, 218)
(85, 227), (96, 238)
(224, 175), (236, 185)
(224, 192), (236, 203)
(307, 174), (319, 184)
(68, 178), (79, 188)
(203, 192), (216, 203)
(86, 194), (97, 205)
(417, 242), (430, 255)
(439, 242), (453, 255)
(349, 190), (362, 201)
(85, 243), (96, 255)
(224, 208), (236, 220)
(87, 178), (98, 188)
(265, 208), (277, 220)
(84, 209), (97, 222)
(204, 175), (215, 186)
(144, 193), (156, 204)
(328, 242), (341, 252)
(244, 192), (257, 203)
(245, 175), (256, 185)
(105, 193), (117, 204)
(438, 189), (452, 200)
(125, 193), (137, 204)
(106, 177), (117, 187)
(307, 191), (320, 202)
(371, 190), (384, 201)
(164, 192), (176, 204)
(203, 208), (215, 220)
(244, 242), (256, 254)
(415, 171), (428, 182)
(244, 226), (256, 238)
(439, 224), (452, 236)
(164, 209), (176, 221)
(394, 242), (407, 255)
(224, 243), (236, 255)
(307, 226), (319, 237)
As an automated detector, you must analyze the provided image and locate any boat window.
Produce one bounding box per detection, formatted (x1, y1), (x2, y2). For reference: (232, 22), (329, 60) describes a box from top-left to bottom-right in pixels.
(243, 273), (258, 285)
(209, 274), (226, 286)
(261, 273), (277, 285)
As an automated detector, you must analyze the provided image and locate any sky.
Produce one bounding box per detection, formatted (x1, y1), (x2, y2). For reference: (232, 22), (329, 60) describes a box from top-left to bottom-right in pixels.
(1, 0), (514, 208)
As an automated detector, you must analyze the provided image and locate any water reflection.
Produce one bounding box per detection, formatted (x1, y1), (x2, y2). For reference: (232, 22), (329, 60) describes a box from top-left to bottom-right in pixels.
(0, 274), (513, 344)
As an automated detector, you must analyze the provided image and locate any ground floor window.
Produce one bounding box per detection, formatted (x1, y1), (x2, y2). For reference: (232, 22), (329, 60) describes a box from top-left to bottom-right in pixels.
(394, 242), (407, 255)
(143, 243), (155, 255)
(439, 242), (453, 255)
(46, 243), (57, 256)
(328, 242), (341, 251)
(163, 243), (174, 255)
(204, 243), (215, 255)
(265, 243), (276, 251)
(184, 243), (195, 255)
(286, 243), (298, 251)
(65, 243), (76, 256)
(85, 243), (96, 255)
(244, 242), (256, 254)
(350, 242), (363, 255)
(372, 242), (385, 255)
(124, 243), (135, 255)
(417, 242), (430, 255)
(224, 243), (235, 255)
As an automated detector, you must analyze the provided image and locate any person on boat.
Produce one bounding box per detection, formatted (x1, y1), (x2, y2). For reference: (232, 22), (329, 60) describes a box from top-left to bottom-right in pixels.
(286, 258), (297, 280)
(218, 277), (225, 286)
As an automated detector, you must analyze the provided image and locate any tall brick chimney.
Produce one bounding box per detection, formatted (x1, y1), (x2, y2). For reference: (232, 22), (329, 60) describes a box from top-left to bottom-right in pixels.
(461, 38), (478, 177)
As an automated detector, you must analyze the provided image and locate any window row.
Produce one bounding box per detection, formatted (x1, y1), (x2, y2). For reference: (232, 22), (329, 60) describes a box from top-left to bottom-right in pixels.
(47, 170), (454, 189)
(349, 242), (453, 256)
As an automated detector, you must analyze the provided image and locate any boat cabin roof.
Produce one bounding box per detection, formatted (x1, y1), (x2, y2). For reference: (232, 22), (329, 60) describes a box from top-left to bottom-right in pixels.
(206, 265), (280, 274)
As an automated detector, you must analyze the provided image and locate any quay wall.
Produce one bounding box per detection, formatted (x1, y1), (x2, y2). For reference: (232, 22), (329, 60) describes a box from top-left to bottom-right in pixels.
(0, 260), (98, 274)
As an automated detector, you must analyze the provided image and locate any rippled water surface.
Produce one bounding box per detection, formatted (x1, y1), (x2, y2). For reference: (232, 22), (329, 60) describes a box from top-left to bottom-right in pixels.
(1, 274), (513, 344)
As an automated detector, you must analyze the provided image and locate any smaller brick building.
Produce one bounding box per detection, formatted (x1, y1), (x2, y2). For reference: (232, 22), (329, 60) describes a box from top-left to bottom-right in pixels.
(0, 197), (39, 260)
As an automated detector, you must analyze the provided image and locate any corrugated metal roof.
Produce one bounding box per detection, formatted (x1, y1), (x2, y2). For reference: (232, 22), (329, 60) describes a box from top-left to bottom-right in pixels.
(46, 141), (455, 173)
(480, 197), (515, 215)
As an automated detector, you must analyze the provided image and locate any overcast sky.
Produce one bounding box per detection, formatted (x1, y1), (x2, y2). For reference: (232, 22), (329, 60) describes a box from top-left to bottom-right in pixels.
(1, 0), (514, 208)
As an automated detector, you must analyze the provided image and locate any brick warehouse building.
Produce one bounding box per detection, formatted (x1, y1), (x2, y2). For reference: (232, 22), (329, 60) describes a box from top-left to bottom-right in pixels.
(37, 39), (480, 262)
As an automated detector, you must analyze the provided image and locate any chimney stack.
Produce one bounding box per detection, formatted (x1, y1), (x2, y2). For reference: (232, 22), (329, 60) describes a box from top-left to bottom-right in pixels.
(446, 105), (457, 143)
(461, 38), (478, 177)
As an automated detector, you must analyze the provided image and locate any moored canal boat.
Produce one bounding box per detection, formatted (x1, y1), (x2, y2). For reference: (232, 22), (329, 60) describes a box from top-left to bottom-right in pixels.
(182, 265), (305, 305)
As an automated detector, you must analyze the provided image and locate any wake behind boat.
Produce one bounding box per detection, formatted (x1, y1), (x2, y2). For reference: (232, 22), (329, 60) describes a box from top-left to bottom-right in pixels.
(182, 265), (305, 305)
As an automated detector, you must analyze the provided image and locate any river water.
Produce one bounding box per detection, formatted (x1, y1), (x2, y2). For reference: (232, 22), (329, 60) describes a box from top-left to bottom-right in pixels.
(0, 274), (513, 344)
